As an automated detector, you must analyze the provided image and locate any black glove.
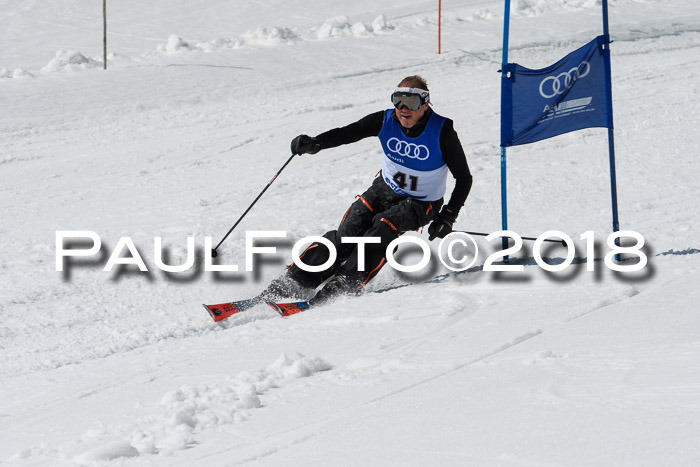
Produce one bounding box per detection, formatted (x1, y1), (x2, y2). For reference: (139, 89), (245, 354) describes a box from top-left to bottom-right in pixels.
(428, 206), (459, 241)
(291, 134), (321, 155)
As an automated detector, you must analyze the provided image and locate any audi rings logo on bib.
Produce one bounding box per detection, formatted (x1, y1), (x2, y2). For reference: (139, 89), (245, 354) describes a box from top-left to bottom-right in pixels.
(538, 61), (590, 99)
(386, 137), (430, 160)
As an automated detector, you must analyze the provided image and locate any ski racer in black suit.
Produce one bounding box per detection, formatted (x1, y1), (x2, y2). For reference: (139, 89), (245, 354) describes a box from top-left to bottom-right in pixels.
(262, 75), (473, 305)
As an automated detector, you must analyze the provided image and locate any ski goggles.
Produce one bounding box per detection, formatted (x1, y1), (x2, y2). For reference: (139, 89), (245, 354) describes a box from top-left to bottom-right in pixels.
(391, 87), (430, 111)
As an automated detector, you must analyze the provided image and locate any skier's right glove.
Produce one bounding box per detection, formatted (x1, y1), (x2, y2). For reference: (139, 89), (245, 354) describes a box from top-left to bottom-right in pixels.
(291, 134), (322, 155)
(428, 206), (459, 241)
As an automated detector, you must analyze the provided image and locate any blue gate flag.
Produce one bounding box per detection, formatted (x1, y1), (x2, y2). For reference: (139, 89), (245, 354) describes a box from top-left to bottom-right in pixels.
(501, 35), (612, 147)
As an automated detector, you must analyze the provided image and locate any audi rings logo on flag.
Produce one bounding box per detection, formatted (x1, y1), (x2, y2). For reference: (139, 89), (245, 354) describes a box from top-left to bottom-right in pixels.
(387, 137), (430, 160)
(538, 61), (591, 99)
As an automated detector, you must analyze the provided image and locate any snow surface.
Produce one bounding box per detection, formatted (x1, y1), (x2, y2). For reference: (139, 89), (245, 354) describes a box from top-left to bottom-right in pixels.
(1, 0), (700, 465)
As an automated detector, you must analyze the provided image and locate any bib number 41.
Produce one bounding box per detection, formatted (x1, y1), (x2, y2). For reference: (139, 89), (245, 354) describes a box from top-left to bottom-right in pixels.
(393, 172), (418, 191)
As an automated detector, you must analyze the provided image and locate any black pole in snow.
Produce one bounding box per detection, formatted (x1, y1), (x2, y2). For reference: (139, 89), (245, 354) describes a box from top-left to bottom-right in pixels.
(103, 0), (107, 70)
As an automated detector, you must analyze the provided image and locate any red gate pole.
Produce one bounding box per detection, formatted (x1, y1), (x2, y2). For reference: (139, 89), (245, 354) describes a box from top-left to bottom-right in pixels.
(438, 0), (442, 54)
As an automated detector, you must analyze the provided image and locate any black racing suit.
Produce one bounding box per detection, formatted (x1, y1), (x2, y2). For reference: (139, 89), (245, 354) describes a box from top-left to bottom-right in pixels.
(288, 108), (473, 291)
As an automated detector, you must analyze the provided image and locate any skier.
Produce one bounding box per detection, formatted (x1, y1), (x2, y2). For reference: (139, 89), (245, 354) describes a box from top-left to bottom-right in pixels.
(263, 75), (473, 305)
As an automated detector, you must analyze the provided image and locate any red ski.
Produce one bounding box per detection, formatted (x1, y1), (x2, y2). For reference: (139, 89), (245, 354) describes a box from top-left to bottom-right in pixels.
(202, 298), (259, 322)
(265, 301), (312, 317)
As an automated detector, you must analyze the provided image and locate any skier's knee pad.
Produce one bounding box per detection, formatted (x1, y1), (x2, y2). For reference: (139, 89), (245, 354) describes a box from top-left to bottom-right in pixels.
(338, 199), (373, 237)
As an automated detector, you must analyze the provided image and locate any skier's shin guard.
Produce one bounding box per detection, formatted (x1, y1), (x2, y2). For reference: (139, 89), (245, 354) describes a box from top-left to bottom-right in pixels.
(339, 219), (399, 290)
(287, 230), (345, 289)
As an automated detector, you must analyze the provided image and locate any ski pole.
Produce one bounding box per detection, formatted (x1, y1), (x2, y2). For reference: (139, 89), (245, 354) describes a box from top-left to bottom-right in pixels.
(455, 231), (566, 246)
(211, 153), (296, 257)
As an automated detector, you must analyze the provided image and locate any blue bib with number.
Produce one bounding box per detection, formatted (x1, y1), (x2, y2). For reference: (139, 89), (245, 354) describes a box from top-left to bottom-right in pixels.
(378, 109), (448, 201)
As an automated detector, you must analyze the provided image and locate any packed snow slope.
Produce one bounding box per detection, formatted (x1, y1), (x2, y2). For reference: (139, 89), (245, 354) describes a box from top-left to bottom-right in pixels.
(2, 0), (700, 465)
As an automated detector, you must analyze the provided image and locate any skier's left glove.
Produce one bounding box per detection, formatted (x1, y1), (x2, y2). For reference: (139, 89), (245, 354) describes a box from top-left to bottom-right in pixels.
(428, 206), (459, 241)
(291, 134), (322, 155)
